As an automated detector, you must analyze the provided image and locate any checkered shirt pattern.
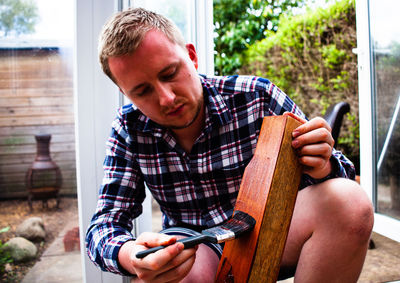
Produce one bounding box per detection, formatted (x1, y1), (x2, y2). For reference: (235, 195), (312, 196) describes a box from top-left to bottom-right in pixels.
(86, 75), (356, 274)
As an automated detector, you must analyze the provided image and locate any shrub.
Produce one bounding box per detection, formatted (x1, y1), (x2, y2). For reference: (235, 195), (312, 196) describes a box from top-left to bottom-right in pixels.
(0, 227), (12, 275)
(241, 0), (359, 169)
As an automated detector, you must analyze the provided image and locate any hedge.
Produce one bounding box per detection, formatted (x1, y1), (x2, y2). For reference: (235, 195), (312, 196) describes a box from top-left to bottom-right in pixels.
(241, 0), (359, 170)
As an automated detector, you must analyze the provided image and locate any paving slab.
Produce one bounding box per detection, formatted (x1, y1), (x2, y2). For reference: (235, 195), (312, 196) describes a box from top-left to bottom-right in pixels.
(22, 212), (82, 283)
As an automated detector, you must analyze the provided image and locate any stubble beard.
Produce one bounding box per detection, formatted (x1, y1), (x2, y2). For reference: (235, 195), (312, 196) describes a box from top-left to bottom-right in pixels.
(168, 98), (203, 130)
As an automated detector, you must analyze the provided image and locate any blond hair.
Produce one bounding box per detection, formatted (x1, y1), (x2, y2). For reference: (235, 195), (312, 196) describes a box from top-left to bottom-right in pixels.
(98, 7), (186, 83)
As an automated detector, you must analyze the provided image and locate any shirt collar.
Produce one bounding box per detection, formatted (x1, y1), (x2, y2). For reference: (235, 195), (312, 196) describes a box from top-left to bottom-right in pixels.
(200, 75), (233, 127)
(130, 74), (233, 134)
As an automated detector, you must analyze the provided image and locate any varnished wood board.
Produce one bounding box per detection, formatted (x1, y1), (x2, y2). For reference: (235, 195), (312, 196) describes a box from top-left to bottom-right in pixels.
(215, 114), (303, 283)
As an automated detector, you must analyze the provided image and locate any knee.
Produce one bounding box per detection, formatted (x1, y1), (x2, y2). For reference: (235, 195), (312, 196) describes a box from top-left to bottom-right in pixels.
(318, 178), (374, 242)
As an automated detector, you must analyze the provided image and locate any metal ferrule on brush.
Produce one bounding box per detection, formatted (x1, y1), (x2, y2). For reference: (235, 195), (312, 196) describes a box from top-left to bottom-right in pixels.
(203, 227), (236, 243)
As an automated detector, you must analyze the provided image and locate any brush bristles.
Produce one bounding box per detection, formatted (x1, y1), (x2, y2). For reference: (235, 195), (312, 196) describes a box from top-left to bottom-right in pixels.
(203, 211), (256, 243)
(221, 211), (256, 237)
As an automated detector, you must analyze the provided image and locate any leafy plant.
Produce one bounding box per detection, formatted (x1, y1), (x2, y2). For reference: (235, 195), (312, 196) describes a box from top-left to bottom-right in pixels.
(241, 0), (360, 167)
(213, 0), (306, 75)
(0, 227), (12, 275)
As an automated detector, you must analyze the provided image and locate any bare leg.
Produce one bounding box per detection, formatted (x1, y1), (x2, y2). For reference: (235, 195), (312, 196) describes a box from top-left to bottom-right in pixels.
(181, 243), (220, 282)
(281, 178), (374, 283)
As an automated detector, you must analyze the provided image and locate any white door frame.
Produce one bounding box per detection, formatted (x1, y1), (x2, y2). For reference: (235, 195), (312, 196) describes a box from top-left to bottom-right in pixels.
(356, 0), (400, 242)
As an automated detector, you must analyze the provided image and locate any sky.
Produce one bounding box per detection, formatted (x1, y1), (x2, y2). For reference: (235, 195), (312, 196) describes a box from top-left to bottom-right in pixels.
(24, 0), (74, 45)
(369, 0), (400, 48)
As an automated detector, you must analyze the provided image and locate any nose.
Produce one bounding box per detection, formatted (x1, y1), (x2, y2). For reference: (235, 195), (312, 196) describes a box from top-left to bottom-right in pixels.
(156, 83), (176, 107)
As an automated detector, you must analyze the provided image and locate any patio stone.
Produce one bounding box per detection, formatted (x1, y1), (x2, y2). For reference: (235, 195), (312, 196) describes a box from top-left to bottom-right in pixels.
(4, 237), (38, 262)
(16, 217), (46, 242)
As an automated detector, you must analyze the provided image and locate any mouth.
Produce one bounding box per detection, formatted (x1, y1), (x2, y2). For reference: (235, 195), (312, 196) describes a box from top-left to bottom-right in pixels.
(167, 104), (184, 116)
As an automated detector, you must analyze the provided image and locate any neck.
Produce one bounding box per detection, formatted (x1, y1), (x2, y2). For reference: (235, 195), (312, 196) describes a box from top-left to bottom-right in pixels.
(172, 103), (205, 153)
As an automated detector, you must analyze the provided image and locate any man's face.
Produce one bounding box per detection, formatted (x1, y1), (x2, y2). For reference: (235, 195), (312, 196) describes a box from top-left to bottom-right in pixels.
(108, 29), (203, 130)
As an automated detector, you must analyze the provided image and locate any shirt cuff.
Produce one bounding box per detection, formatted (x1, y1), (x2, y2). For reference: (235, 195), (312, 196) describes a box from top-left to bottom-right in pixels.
(103, 234), (135, 275)
(299, 155), (341, 189)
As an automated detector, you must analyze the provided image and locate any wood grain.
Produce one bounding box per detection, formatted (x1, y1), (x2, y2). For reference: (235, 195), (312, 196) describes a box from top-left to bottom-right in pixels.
(215, 114), (303, 283)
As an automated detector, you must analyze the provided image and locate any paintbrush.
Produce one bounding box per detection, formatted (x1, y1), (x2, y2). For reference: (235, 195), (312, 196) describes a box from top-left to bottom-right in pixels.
(135, 210), (256, 259)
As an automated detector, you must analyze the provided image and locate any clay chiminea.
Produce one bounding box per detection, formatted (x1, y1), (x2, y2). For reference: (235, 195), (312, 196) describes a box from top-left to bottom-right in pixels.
(25, 134), (62, 210)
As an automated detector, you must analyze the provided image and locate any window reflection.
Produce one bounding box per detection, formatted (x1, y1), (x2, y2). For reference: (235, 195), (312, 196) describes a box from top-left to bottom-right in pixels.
(370, 0), (400, 219)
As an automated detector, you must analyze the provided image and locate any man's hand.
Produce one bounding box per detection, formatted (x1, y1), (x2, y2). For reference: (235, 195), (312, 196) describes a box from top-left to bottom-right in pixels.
(291, 117), (334, 179)
(118, 232), (197, 282)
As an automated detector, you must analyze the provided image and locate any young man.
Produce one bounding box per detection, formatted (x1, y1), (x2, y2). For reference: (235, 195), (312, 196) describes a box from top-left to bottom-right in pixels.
(86, 7), (373, 283)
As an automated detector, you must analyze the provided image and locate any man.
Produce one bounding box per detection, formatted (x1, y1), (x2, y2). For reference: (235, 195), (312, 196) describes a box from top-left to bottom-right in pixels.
(86, 7), (373, 282)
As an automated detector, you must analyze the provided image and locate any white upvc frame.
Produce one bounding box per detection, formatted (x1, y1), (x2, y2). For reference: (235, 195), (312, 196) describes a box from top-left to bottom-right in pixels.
(74, 1), (123, 282)
(74, 1), (214, 282)
(355, 0), (400, 242)
(190, 0), (215, 76)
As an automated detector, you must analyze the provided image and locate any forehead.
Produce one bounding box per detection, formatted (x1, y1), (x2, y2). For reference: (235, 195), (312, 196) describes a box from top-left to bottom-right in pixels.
(134, 29), (185, 59)
(108, 30), (187, 88)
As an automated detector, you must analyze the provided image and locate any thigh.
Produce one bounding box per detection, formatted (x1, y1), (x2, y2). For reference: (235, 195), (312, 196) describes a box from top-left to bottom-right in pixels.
(160, 227), (221, 282)
(280, 177), (370, 268)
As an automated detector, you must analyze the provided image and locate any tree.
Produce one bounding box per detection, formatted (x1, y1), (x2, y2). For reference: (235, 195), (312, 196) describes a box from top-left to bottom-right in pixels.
(213, 0), (306, 75)
(0, 0), (39, 37)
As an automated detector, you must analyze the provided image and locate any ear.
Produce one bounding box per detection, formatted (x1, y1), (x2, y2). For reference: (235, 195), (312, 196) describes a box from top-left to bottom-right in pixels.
(186, 43), (199, 70)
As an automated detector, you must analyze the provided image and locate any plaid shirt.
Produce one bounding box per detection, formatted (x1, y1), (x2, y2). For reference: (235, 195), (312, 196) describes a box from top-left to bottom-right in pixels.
(86, 75), (355, 274)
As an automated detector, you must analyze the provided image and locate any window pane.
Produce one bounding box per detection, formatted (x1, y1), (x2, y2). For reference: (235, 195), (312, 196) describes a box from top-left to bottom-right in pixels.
(133, 0), (192, 42)
(0, 0), (81, 281)
(370, 0), (400, 220)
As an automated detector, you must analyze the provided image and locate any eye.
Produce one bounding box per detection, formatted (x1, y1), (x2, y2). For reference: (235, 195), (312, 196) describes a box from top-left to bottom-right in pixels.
(135, 85), (152, 97)
(161, 71), (176, 81)
(161, 66), (178, 81)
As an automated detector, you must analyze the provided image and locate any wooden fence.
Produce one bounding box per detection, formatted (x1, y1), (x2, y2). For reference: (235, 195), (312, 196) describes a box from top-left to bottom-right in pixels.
(0, 47), (76, 199)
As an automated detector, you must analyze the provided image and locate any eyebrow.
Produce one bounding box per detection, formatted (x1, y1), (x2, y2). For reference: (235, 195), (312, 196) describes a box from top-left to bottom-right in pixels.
(127, 62), (180, 95)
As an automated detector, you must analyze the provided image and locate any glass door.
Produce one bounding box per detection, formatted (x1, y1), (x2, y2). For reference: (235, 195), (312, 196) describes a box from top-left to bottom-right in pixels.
(369, 0), (400, 221)
(356, 0), (400, 242)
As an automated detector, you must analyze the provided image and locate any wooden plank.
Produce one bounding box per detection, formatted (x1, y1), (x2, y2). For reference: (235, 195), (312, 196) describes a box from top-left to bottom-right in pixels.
(0, 142), (76, 155)
(0, 53), (68, 71)
(0, 133), (75, 146)
(0, 152), (76, 165)
(0, 160), (76, 174)
(215, 114), (303, 283)
(0, 106), (74, 118)
(0, 96), (73, 107)
(0, 170), (77, 185)
(0, 179), (77, 190)
(0, 69), (72, 80)
(0, 87), (72, 97)
(0, 115), (74, 127)
(0, 124), (75, 136)
(0, 186), (78, 200)
(0, 78), (72, 89)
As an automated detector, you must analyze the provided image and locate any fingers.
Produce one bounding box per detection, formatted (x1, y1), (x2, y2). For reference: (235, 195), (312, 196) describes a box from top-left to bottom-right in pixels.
(134, 247), (197, 282)
(296, 142), (333, 160)
(291, 117), (334, 179)
(135, 242), (184, 271)
(135, 232), (177, 247)
(126, 233), (198, 282)
(292, 117), (333, 146)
